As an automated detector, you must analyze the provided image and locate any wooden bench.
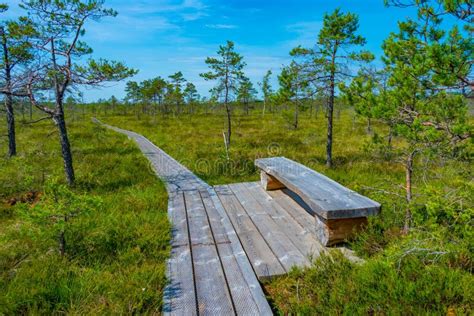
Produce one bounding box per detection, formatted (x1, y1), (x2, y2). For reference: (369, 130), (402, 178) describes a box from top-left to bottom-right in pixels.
(255, 157), (381, 246)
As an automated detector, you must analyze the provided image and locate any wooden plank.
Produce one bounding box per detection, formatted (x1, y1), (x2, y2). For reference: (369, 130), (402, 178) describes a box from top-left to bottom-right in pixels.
(163, 192), (197, 315)
(168, 191), (189, 246)
(184, 190), (235, 315)
(205, 188), (273, 315)
(215, 185), (286, 279)
(255, 157), (381, 219)
(267, 188), (316, 233)
(200, 189), (272, 315)
(244, 182), (325, 259)
(229, 183), (311, 271)
(199, 190), (230, 244)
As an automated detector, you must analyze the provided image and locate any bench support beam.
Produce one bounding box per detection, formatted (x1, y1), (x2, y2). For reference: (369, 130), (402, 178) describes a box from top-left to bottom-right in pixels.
(315, 215), (367, 246)
(260, 171), (286, 191)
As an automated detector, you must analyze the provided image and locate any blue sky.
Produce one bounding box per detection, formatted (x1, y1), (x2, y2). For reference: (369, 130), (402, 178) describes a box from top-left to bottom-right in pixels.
(5, 0), (421, 101)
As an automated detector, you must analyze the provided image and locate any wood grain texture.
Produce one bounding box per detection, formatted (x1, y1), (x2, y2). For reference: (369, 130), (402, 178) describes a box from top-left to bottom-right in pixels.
(229, 183), (311, 271)
(215, 185), (286, 279)
(267, 188), (316, 233)
(245, 182), (324, 258)
(163, 192), (197, 315)
(315, 215), (368, 246)
(200, 189), (272, 315)
(260, 171), (286, 190)
(256, 157), (381, 219)
(205, 186), (273, 315)
(184, 190), (235, 315)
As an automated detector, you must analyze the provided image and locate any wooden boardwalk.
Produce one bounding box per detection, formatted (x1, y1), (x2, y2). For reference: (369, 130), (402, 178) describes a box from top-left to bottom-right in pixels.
(97, 121), (272, 315)
(215, 183), (326, 279)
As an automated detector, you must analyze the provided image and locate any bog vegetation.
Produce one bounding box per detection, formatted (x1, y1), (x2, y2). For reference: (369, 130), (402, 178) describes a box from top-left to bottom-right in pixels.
(1, 0), (473, 314)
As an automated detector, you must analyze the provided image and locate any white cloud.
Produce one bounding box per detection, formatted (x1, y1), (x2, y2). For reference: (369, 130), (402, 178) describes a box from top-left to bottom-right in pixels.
(205, 24), (238, 29)
(83, 0), (211, 44)
(285, 21), (323, 48)
(112, 0), (208, 21)
(114, 0), (207, 14)
(182, 11), (208, 21)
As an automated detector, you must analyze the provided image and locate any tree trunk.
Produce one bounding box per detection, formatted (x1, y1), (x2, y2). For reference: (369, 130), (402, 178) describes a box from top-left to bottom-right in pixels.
(225, 102), (232, 147)
(224, 79), (232, 147)
(367, 117), (372, 133)
(326, 46), (339, 168)
(403, 150), (415, 234)
(50, 37), (75, 186)
(6, 98), (16, 157)
(326, 76), (335, 168)
(2, 29), (16, 157)
(294, 100), (299, 129)
(54, 112), (75, 186)
(388, 125), (393, 147)
(58, 229), (66, 256)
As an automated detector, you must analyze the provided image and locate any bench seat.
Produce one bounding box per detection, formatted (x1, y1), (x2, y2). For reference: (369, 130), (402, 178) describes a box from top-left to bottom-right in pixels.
(255, 157), (381, 246)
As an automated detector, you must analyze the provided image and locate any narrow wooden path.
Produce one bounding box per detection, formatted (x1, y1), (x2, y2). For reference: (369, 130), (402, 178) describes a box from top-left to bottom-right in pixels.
(95, 120), (272, 315)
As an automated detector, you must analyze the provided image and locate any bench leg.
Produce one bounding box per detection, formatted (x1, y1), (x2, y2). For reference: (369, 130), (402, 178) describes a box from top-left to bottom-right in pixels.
(315, 215), (368, 246)
(260, 171), (286, 190)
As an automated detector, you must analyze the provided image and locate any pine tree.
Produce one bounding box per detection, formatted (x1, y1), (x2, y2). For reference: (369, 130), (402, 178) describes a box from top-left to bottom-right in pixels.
(22, 0), (136, 185)
(291, 8), (373, 167)
(200, 41), (246, 147)
(0, 4), (35, 157)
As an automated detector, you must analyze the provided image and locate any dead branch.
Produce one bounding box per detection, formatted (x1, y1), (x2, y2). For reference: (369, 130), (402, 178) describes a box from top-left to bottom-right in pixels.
(22, 115), (52, 125)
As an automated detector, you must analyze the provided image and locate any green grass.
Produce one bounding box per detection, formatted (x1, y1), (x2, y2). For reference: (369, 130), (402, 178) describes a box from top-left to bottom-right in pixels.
(265, 252), (473, 315)
(101, 106), (473, 314)
(0, 118), (170, 314)
(103, 108), (402, 185)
